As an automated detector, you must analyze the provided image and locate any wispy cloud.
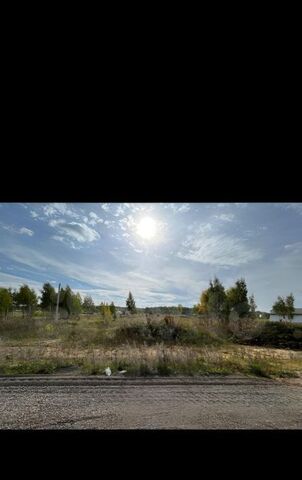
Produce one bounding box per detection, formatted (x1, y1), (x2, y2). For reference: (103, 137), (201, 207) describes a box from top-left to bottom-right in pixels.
(49, 220), (100, 246)
(214, 213), (235, 222)
(164, 203), (191, 214)
(177, 224), (262, 266)
(43, 203), (80, 219)
(0, 271), (44, 293)
(19, 227), (34, 236)
(1, 224), (34, 236)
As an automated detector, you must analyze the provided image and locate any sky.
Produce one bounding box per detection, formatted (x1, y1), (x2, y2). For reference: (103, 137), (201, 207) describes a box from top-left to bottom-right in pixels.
(0, 202), (301, 311)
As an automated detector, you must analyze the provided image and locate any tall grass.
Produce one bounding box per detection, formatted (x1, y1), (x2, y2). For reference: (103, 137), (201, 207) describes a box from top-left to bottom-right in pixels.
(0, 313), (301, 377)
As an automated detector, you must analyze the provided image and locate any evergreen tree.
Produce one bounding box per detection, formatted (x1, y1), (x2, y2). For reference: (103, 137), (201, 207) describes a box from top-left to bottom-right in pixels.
(248, 294), (257, 319)
(0, 288), (13, 319)
(126, 291), (136, 314)
(40, 283), (56, 312)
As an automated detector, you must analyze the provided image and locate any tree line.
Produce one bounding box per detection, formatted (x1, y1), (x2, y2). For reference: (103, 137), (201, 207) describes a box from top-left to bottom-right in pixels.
(0, 283), (139, 320)
(193, 277), (296, 322)
(0, 283), (119, 320)
(0, 279), (296, 322)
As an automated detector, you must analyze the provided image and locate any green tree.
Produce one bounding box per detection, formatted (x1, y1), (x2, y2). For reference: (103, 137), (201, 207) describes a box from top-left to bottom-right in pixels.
(177, 304), (183, 314)
(272, 296), (288, 319)
(285, 293), (295, 320)
(40, 282), (56, 312)
(248, 294), (257, 319)
(83, 295), (95, 313)
(0, 288), (13, 319)
(15, 284), (38, 317)
(60, 286), (74, 317)
(72, 292), (82, 316)
(272, 294), (295, 320)
(109, 301), (117, 319)
(126, 291), (136, 314)
(207, 277), (228, 321)
(59, 287), (82, 317)
(226, 278), (250, 318)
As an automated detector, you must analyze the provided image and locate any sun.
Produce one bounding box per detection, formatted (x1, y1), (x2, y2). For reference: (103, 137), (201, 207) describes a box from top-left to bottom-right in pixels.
(136, 216), (157, 240)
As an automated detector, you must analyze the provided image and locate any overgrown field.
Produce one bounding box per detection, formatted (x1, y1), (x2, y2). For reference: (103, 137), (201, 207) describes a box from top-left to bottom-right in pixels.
(0, 313), (301, 378)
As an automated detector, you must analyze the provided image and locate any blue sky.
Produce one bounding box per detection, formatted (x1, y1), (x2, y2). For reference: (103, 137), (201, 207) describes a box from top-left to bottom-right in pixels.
(0, 202), (301, 311)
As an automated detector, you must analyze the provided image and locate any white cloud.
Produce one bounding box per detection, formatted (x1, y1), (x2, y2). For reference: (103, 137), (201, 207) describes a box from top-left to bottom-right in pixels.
(19, 227), (34, 236)
(214, 213), (235, 222)
(43, 203), (80, 219)
(0, 272), (43, 294)
(104, 219), (116, 229)
(284, 242), (302, 251)
(177, 224), (262, 266)
(114, 205), (128, 217)
(165, 203), (191, 214)
(49, 220), (100, 244)
(87, 211), (103, 226)
(1, 224), (34, 236)
(101, 203), (110, 212)
(30, 211), (39, 218)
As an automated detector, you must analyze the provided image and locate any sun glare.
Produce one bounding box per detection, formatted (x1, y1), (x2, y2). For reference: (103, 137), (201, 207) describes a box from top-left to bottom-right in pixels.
(136, 217), (157, 240)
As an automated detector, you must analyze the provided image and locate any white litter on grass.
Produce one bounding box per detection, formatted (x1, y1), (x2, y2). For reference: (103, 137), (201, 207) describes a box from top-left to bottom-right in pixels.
(105, 367), (112, 376)
(118, 370), (127, 374)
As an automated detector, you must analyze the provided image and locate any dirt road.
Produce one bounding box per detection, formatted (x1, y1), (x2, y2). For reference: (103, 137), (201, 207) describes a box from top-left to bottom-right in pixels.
(0, 376), (301, 429)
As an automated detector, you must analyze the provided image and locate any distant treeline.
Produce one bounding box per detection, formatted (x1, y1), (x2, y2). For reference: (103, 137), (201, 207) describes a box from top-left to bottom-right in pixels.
(0, 277), (292, 322)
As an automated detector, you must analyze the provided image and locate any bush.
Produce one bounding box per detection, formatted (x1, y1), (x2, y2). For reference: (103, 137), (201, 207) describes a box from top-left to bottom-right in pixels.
(242, 321), (302, 350)
(114, 317), (222, 346)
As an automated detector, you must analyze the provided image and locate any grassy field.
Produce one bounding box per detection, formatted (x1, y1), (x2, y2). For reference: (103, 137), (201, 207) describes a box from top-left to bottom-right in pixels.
(0, 313), (301, 378)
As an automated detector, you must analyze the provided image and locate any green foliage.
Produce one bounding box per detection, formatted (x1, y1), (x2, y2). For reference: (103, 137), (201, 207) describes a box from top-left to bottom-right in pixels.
(109, 301), (117, 319)
(226, 278), (250, 318)
(207, 277), (229, 321)
(285, 293), (295, 320)
(126, 291), (137, 314)
(272, 293), (295, 320)
(40, 282), (56, 311)
(0, 288), (13, 319)
(0, 359), (72, 375)
(14, 284), (38, 316)
(115, 317), (223, 346)
(82, 295), (95, 314)
(248, 361), (271, 378)
(59, 286), (82, 317)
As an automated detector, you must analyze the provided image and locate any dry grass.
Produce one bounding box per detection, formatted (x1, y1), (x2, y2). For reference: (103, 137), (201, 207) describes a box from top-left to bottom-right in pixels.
(0, 314), (301, 377)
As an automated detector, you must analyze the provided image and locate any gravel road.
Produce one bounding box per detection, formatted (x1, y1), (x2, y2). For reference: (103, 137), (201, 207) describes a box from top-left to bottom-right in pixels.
(0, 376), (301, 429)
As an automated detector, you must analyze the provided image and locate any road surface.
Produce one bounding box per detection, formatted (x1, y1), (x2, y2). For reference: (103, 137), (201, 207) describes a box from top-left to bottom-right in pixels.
(0, 376), (301, 429)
